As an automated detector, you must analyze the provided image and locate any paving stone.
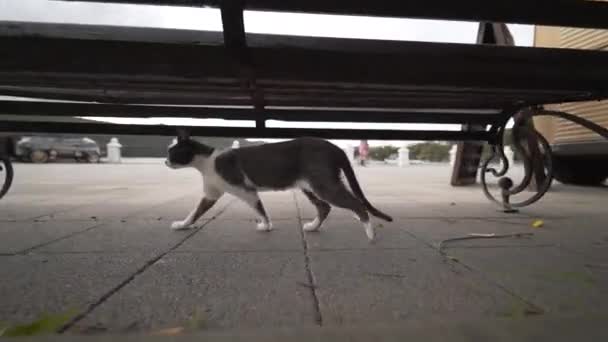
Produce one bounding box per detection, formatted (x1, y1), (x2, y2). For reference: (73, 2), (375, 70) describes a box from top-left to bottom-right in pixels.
(72, 251), (316, 332)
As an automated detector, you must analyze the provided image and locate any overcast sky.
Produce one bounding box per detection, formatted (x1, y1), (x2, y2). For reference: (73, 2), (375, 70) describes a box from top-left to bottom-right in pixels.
(0, 0), (533, 147)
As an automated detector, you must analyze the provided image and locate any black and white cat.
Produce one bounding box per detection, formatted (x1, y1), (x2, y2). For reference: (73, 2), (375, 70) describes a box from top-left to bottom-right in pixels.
(165, 132), (392, 240)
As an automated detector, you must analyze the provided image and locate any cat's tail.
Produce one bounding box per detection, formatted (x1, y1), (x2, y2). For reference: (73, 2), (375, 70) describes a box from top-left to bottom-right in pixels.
(339, 153), (393, 222)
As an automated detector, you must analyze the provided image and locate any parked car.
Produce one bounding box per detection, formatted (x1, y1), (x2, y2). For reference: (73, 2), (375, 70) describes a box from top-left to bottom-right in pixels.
(15, 136), (101, 163)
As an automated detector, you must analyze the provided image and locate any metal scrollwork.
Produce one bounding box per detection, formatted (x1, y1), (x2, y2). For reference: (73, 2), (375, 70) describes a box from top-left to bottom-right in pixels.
(0, 136), (15, 200)
(0, 156), (13, 200)
(481, 112), (553, 212)
(481, 107), (608, 212)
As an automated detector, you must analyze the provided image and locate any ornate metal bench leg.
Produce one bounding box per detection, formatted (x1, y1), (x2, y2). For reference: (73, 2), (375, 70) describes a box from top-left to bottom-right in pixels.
(0, 137), (15, 200)
(482, 106), (608, 211)
(0, 156), (14, 200)
(481, 111), (554, 211)
(498, 178), (518, 213)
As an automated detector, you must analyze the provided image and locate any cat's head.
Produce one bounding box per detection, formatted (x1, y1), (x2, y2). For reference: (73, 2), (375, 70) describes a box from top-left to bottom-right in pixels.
(165, 130), (214, 169)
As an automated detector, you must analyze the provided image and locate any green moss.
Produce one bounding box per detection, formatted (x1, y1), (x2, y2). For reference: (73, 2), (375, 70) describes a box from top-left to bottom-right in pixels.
(536, 271), (596, 287)
(187, 309), (208, 331)
(498, 300), (544, 319)
(1, 310), (77, 337)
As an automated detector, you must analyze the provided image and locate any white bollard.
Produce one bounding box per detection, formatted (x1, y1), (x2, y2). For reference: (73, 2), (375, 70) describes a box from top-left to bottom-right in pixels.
(232, 140), (240, 149)
(344, 145), (355, 164)
(449, 145), (458, 166)
(505, 148), (515, 167)
(106, 137), (122, 163)
(398, 146), (410, 167)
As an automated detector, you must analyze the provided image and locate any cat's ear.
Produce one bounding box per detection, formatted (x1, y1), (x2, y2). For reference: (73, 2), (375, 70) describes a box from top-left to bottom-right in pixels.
(176, 128), (190, 142)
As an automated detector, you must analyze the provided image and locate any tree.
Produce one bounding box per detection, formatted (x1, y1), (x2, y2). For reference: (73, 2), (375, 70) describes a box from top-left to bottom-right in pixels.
(368, 145), (399, 161)
(408, 142), (452, 162)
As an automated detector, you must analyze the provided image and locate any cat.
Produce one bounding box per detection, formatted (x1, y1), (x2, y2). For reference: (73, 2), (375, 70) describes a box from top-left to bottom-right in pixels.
(165, 132), (392, 240)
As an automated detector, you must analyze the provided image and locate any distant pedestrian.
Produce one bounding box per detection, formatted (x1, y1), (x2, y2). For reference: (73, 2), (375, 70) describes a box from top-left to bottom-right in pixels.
(359, 140), (369, 167)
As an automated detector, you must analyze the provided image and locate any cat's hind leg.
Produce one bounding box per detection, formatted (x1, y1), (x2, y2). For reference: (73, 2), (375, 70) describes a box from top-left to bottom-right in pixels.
(301, 190), (331, 232)
(235, 190), (273, 231)
(312, 182), (374, 240)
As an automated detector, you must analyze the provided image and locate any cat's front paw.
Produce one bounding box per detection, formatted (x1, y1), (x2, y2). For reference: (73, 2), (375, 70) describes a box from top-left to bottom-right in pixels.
(171, 221), (191, 230)
(256, 221), (273, 232)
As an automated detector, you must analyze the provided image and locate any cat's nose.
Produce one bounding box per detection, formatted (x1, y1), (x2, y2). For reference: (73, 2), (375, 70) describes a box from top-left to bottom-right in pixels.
(164, 159), (170, 166)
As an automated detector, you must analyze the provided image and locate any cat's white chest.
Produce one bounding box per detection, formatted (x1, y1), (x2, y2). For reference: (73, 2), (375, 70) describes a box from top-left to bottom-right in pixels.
(197, 153), (244, 195)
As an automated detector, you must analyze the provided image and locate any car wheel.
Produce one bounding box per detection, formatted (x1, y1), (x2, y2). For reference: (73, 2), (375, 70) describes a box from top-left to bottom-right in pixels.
(553, 155), (608, 186)
(87, 152), (100, 163)
(30, 150), (49, 164)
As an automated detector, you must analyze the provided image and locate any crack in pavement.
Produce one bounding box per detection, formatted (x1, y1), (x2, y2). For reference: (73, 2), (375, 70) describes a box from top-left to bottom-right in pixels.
(112, 191), (200, 221)
(32, 191), (196, 222)
(57, 199), (235, 333)
(17, 187), (152, 222)
(7, 192), (199, 256)
(171, 249), (303, 254)
(401, 228), (546, 316)
(441, 244), (557, 250)
(293, 191), (323, 326)
(12, 222), (105, 256)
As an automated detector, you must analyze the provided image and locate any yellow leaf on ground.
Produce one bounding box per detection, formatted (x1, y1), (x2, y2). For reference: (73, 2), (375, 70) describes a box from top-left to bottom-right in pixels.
(151, 327), (184, 336)
(532, 220), (544, 228)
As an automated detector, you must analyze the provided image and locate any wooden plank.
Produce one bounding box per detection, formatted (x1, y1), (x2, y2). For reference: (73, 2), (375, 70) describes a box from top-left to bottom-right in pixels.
(1, 25), (607, 94)
(3, 21), (607, 64)
(0, 101), (502, 125)
(0, 75), (583, 101)
(0, 88), (535, 110)
(0, 120), (492, 141)
(57, 0), (608, 30)
(0, 21), (224, 44)
(1, 28), (607, 109)
(0, 85), (582, 110)
(1, 65), (582, 98)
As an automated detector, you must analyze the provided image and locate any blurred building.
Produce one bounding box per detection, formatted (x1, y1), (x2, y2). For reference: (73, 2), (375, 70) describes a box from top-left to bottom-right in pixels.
(534, 16), (608, 185)
(534, 22), (608, 152)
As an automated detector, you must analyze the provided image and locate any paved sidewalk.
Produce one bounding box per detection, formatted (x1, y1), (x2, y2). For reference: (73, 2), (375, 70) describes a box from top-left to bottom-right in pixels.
(1, 161), (607, 337)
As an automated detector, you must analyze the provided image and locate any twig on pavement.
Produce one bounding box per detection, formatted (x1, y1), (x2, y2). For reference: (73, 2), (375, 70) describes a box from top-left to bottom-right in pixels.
(438, 232), (534, 253)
